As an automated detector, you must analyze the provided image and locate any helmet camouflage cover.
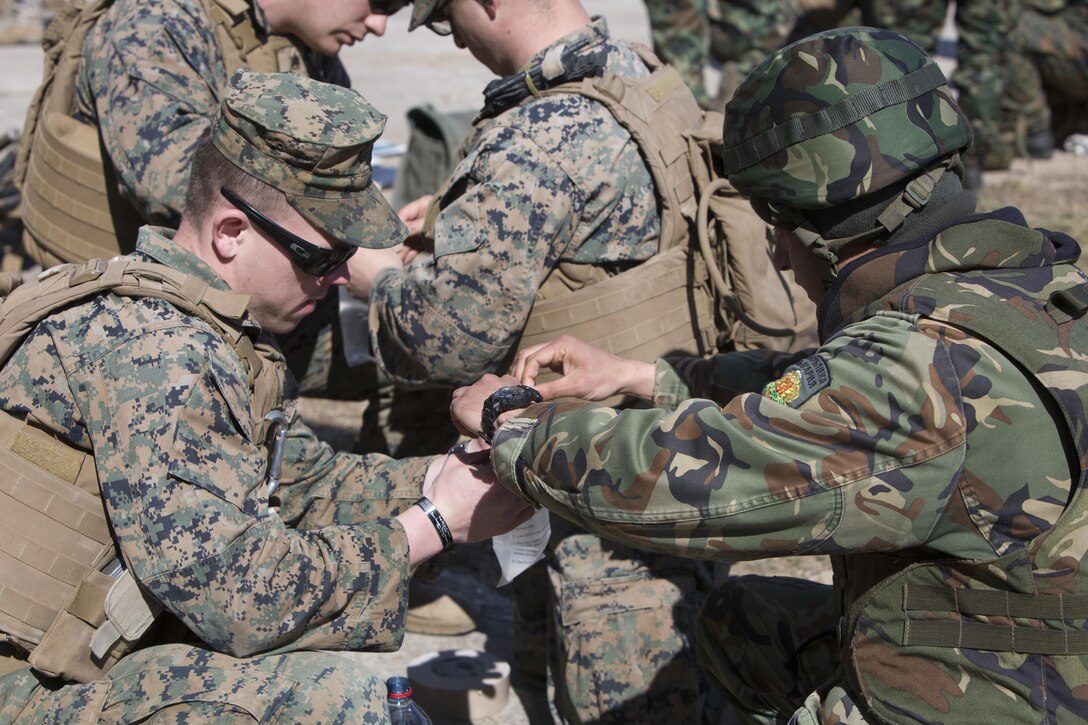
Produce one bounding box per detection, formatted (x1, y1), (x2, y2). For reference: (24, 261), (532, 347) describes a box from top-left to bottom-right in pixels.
(722, 26), (972, 217)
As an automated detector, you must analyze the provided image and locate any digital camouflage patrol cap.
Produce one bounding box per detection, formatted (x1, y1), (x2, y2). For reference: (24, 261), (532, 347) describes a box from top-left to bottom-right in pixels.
(722, 26), (971, 217)
(211, 70), (407, 249)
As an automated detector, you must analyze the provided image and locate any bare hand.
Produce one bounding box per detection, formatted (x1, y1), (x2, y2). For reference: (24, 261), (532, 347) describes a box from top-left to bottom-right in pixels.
(450, 373), (521, 439)
(397, 194), (434, 237)
(346, 246), (403, 300)
(426, 453), (534, 543)
(514, 335), (655, 401)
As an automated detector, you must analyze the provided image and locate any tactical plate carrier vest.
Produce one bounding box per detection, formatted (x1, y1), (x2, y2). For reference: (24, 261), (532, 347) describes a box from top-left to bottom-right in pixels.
(520, 45), (815, 365)
(838, 219), (1088, 723)
(0, 256), (284, 683)
(15, 0), (299, 268)
(415, 44), (814, 376)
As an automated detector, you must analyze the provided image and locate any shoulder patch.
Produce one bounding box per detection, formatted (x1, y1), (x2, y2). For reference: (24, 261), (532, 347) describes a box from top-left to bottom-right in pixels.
(762, 356), (830, 408)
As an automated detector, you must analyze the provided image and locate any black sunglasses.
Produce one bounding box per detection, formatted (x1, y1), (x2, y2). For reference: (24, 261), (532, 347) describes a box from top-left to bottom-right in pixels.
(426, 0), (453, 35)
(220, 186), (356, 278)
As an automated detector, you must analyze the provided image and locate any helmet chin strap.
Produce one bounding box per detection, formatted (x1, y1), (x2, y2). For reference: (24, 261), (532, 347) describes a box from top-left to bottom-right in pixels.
(773, 155), (961, 288)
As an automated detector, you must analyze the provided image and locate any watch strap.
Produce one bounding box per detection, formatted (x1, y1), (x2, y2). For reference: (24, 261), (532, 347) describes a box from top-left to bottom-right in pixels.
(481, 385), (543, 444)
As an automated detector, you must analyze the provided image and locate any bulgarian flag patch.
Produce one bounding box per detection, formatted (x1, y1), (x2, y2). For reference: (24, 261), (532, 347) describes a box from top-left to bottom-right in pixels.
(762, 356), (830, 408)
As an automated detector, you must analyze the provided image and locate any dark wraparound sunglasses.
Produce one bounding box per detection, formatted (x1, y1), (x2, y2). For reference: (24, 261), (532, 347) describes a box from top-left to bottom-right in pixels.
(220, 186), (356, 278)
(426, 0), (453, 35)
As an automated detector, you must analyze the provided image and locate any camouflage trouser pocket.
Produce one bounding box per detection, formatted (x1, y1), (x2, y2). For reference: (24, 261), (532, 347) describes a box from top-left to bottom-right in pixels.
(552, 570), (706, 725)
(102, 647), (299, 723)
(96, 645), (386, 724)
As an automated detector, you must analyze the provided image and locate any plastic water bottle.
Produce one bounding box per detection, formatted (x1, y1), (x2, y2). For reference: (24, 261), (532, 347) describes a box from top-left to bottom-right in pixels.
(386, 676), (432, 724)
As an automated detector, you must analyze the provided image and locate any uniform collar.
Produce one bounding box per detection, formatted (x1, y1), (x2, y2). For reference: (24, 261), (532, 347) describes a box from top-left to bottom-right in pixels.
(135, 226), (235, 295)
(820, 207), (1082, 338)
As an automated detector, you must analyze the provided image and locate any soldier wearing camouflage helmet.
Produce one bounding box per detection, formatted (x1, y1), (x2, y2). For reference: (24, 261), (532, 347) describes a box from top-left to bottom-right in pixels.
(453, 26), (1088, 722)
(0, 71), (531, 721)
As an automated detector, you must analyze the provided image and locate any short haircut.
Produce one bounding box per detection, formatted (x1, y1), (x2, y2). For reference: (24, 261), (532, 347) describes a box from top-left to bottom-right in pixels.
(183, 133), (286, 226)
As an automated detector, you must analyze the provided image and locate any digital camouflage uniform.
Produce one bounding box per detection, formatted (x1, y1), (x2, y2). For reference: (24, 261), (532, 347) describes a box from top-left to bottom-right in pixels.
(372, 16), (721, 724)
(491, 27), (1088, 723)
(0, 72), (426, 722)
(73, 0), (347, 227)
(1004, 0), (1088, 148)
(70, 0), (446, 451)
(371, 19), (660, 389)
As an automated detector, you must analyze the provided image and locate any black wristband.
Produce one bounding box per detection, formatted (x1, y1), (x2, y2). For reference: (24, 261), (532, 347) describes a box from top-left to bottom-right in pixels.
(415, 496), (454, 552)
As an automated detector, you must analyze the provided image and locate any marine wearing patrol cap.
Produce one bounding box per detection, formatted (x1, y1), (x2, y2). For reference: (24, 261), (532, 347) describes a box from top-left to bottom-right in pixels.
(212, 70), (408, 249)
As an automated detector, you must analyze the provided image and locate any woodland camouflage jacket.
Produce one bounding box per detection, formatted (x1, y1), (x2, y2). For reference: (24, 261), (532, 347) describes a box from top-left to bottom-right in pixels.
(492, 207), (1088, 721)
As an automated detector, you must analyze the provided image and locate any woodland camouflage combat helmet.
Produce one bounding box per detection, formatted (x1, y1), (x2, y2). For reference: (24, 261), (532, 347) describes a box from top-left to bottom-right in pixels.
(722, 27), (972, 271)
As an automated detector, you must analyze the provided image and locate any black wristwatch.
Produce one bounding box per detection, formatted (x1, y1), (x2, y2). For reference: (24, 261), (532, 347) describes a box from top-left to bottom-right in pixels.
(480, 385), (543, 444)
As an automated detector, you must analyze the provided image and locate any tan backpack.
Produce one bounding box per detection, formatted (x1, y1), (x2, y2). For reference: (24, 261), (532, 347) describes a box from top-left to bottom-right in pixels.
(518, 44), (816, 365)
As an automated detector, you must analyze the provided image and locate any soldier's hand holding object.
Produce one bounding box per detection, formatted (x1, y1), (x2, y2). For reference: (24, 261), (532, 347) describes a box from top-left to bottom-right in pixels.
(450, 373), (523, 439)
(515, 334), (656, 401)
(396, 195), (435, 264)
(401, 451), (534, 566)
(397, 194), (434, 238)
(346, 246), (404, 299)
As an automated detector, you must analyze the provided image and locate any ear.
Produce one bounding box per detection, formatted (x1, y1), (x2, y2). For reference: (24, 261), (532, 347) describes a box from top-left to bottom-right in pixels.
(211, 206), (248, 263)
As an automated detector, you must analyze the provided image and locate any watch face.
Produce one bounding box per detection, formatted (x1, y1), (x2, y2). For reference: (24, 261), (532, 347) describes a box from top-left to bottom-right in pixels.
(482, 386), (543, 442)
(495, 385), (542, 410)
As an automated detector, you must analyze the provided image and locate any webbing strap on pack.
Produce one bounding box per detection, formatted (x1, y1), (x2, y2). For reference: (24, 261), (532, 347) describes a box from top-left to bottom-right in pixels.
(903, 584), (1088, 655)
(722, 62), (948, 174)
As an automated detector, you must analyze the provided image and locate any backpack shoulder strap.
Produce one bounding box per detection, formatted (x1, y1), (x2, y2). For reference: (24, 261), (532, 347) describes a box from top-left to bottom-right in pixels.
(539, 47), (704, 252)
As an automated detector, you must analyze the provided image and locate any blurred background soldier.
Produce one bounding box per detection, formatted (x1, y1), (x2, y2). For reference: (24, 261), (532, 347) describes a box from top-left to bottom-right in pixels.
(643, 0), (714, 107)
(0, 0), (64, 45)
(858, 0), (1022, 188)
(454, 25), (1088, 724)
(1002, 0), (1088, 158)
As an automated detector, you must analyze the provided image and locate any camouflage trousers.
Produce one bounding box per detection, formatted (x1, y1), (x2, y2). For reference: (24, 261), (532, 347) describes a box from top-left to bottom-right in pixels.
(515, 515), (727, 724)
(696, 575), (847, 724)
(0, 644), (389, 723)
(643, 0), (713, 107)
(708, 0), (803, 105)
(854, 0), (1023, 170)
(1004, 3), (1088, 144)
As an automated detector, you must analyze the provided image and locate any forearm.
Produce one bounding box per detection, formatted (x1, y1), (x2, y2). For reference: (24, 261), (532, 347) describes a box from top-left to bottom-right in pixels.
(139, 506), (410, 656)
(369, 266), (518, 386)
(488, 397), (848, 560)
(275, 412), (431, 528)
(653, 348), (804, 409)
